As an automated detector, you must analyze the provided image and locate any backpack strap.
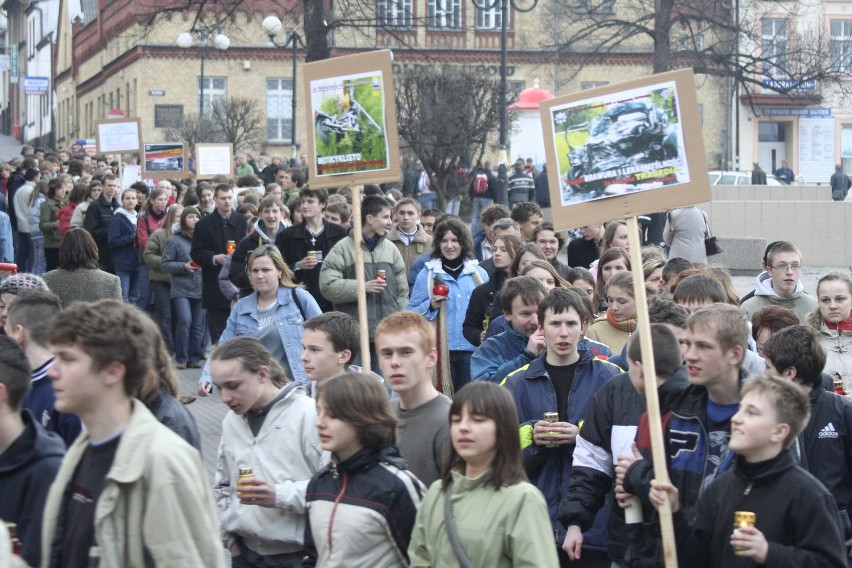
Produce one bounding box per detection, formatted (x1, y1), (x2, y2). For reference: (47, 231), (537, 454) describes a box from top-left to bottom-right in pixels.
(291, 287), (307, 320)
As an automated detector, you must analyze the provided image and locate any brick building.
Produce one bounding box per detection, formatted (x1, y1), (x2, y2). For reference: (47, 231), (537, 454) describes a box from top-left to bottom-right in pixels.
(46, 0), (731, 165)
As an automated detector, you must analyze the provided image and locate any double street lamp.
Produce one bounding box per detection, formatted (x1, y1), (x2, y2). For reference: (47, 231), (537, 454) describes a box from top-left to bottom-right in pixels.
(262, 16), (306, 163)
(470, 0), (538, 162)
(177, 29), (231, 117)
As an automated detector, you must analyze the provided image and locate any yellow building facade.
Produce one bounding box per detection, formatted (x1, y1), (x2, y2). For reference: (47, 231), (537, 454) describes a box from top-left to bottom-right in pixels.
(53, 0), (728, 166)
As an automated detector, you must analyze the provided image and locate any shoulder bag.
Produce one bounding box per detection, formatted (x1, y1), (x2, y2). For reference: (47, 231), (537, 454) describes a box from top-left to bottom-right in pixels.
(702, 211), (723, 256)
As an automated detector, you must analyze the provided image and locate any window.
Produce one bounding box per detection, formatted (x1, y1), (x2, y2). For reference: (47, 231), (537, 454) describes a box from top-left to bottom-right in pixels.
(477, 4), (508, 29)
(267, 78), (293, 142)
(761, 18), (788, 77)
(758, 121), (787, 142)
(831, 20), (852, 74)
(678, 34), (704, 51)
(581, 81), (609, 90)
(378, 0), (413, 27)
(576, 0), (614, 14)
(428, 0), (462, 28)
(199, 77), (226, 115)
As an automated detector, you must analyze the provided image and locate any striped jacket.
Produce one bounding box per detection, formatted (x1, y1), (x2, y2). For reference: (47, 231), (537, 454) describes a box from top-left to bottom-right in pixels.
(305, 446), (425, 567)
(558, 369), (689, 562)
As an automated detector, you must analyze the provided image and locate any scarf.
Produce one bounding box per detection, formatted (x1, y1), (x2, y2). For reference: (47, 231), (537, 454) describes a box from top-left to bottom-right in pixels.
(147, 206), (167, 220)
(826, 317), (852, 333)
(606, 308), (637, 333)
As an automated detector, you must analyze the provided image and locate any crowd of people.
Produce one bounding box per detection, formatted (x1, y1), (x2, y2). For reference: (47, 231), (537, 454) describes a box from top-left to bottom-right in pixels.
(1, 145), (852, 568)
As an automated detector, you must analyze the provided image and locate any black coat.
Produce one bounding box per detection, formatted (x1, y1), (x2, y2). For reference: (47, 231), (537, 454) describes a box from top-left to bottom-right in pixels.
(0, 409), (65, 566)
(6, 170), (26, 230)
(83, 194), (120, 272)
(797, 386), (852, 539)
(534, 166), (550, 208)
(190, 210), (248, 310)
(276, 221), (347, 312)
(567, 237), (600, 270)
(674, 450), (846, 568)
(462, 269), (508, 347)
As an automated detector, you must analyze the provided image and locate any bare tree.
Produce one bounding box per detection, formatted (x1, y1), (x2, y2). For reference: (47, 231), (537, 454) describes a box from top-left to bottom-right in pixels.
(163, 113), (222, 151)
(544, 0), (843, 98)
(208, 97), (266, 152)
(136, 0), (449, 63)
(395, 67), (513, 208)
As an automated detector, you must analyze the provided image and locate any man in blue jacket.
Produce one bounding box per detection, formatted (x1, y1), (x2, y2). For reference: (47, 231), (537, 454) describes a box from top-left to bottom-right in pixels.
(505, 288), (621, 565)
(472, 276), (546, 383)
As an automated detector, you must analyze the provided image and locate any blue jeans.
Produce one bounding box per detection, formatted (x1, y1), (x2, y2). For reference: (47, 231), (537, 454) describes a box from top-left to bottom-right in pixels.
(233, 537), (305, 567)
(469, 197), (493, 236)
(150, 281), (174, 352)
(14, 230), (32, 272)
(136, 262), (151, 311)
(444, 196), (461, 215)
(451, 350), (472, 392)
(116, 269), (140, 304)
(416, 192), (437, 211)
(29, 234), (45, 275)
(172, 296), (204, 364)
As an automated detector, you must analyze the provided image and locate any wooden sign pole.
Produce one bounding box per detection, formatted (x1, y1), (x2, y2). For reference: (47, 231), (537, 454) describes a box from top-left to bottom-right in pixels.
(626, 216), (678, 568)
(350, 186), (370, 371)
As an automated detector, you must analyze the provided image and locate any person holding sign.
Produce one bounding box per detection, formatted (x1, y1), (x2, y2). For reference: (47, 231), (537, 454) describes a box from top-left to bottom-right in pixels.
(649, 375), (846, 567)
(320, 196), (409, 374)
(619, 304), (748, 566)
(560, 324), (687, 565)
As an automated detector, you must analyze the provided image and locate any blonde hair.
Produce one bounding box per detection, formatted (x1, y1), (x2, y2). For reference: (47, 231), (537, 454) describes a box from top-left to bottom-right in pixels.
(247, 244), (300, 288)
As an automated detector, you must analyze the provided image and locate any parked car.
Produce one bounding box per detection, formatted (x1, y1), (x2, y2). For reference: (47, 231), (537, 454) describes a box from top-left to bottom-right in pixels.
(708, 170), (784, 186)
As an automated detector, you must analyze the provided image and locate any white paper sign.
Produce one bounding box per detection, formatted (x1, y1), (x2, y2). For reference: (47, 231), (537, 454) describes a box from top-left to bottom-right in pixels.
(122, 165), (142, 189)
(96, 119), (141, 153)
(196, 144), (234, 178)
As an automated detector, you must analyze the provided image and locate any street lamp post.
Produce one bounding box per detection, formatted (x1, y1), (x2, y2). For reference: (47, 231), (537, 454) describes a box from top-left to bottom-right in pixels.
(263, 16), (306, 164)
(177, 29), (230, 117)
(471, 0), (538, 164)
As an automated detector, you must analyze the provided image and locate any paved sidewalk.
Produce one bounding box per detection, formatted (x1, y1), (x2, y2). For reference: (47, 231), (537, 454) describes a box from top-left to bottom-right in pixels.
(0, 133), (22, 162)
(175, 367), (227, 482)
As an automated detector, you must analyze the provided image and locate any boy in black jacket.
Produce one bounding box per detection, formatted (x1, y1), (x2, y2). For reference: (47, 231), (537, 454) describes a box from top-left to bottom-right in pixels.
(0, 335), (64, 567)
(763, 325), (852, 562)
(650, 375), (847, 567)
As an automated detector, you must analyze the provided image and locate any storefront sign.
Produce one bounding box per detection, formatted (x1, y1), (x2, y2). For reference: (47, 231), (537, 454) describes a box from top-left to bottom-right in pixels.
(762, 107), (831, 118)
(762, 79), (816, 91)
(24, 76), (49, 95)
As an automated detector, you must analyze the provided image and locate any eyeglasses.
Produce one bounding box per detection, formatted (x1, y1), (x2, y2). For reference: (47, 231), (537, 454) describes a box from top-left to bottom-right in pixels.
(770, 263), (802, 272)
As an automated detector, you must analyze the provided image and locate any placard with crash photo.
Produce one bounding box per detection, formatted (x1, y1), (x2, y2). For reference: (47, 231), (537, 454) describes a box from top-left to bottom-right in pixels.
(309, 71), (389, 176)
(549, 81), (689, 205)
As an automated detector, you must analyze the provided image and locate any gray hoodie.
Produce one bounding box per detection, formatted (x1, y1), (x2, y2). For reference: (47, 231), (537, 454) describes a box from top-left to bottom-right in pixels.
(740, 271), (818, 323)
